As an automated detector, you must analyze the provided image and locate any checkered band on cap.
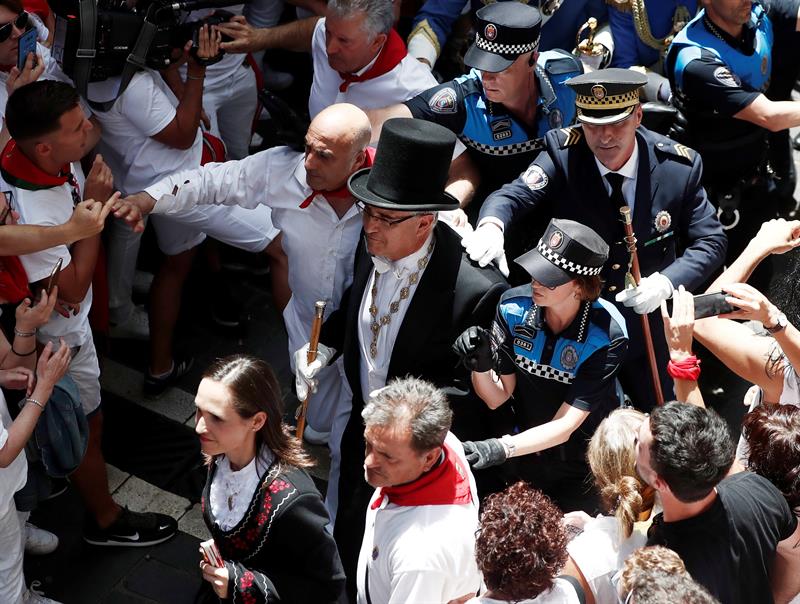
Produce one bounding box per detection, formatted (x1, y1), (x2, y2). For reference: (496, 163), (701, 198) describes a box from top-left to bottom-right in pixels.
(460, 135), (545, 156)
(515, 354), (574, 384)
(475, 32), (540, 56)
(575, 89), (640, 110)
(536, 240), (603, 276)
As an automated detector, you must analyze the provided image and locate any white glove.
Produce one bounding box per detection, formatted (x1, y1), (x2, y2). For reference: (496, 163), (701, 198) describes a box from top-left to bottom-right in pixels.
(461, 224), (509, 276)
(615, 272), (674, 315)
(294, 343), (335, 401)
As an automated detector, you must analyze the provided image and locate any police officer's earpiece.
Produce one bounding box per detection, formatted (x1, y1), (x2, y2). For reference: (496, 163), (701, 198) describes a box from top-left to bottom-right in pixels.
(528, 53), (536, 67)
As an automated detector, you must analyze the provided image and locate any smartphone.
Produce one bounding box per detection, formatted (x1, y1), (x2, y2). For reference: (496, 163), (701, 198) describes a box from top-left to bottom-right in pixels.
(665, 291), (736, 320)
(45, 258), (63, 296)
(17, 27), (37, 72)
(200, 538), (223, 568)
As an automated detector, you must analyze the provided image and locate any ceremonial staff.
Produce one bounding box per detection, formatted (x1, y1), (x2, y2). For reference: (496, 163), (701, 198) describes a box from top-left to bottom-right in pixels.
(296, 300), (327, 438)
(620, 206), (665, 406)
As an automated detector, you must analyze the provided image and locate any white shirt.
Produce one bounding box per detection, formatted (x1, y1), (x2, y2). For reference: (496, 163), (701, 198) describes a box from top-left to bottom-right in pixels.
(0, 374), (26, 515)
(15, 165), (93, 348)
(308, 18), (438, 118)
(566, 514), (647, 604)
(88, 70), (202, 194)
(145, 146), (362, 350)
(466, 579), (581, 604)
(357, 232), (435, 400)
(357, 433), (482, 604)
(594, 141), (640, 218)
(209, 446), (275, 531)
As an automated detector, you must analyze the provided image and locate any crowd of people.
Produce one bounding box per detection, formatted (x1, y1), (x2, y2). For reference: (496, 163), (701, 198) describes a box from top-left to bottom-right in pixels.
(0, 0), (799, 602)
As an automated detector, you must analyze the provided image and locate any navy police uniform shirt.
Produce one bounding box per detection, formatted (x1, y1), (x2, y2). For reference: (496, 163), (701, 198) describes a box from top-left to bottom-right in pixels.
(405, 50), (582, 190)
(665, 3), (772, 184)
(493, 285), (628, 461)
(478, 124), (726, 298)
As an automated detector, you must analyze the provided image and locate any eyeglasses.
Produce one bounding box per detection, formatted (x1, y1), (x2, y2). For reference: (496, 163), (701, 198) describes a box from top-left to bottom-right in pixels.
(0, 12), (29, 44)
(355, 201), (429, 228)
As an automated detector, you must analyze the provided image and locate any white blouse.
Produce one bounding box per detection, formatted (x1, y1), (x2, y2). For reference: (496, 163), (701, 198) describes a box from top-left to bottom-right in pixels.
(209, 446), (275, 531)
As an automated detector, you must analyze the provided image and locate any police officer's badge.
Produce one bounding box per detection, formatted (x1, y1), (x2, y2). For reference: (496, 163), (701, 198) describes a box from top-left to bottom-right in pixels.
(591, 85), (606, 101)
(549, 230), (564, 250)
(560, 345), (578, 371)
(713, 67), (740, 87)
(484, 23), (498, 41)
(429, 87), (458, 114)
(548, 108), (563, 129)
(523, 165), (549, 190)
(491, 118), (512, 141)
(654, 211), (671, 233)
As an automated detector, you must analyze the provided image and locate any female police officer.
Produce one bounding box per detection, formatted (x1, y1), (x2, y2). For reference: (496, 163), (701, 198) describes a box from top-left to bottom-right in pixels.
(454, 218), (628, 512)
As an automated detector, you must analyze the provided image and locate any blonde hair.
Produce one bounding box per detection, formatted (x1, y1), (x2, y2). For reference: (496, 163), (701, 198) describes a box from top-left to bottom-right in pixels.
(587, 408), (647, 538)
(620, 546), (687, 595)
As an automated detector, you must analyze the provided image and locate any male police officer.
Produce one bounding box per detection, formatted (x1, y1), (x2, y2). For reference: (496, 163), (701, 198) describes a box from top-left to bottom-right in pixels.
(665, 0), (800, 285)
(462, 69), (726, 408)
(368, 3), (582, 226)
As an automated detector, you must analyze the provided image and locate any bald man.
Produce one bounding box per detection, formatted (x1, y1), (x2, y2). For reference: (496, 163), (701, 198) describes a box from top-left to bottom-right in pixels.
(117, 103), (373, 444)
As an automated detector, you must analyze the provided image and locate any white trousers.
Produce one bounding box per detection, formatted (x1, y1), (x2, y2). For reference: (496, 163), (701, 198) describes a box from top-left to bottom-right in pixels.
(0, 506), (26, 604)
(203, 62), (258, 160)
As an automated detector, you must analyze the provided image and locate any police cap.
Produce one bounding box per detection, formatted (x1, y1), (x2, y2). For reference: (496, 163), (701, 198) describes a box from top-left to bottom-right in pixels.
(463, 3), (542, 73)
(515, 218), (609, 288)
(567, 68), (648, 126)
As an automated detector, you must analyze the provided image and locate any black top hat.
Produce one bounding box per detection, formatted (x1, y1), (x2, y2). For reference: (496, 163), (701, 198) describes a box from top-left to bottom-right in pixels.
(515, 218), (609, 287)
(566, 68), (648, 126)
(347, 118), (460, 212)
(463, 3), (542, 73)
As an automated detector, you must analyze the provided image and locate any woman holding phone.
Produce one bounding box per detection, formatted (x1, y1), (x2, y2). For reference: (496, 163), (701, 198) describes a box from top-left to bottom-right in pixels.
(195, 355), (345, 603)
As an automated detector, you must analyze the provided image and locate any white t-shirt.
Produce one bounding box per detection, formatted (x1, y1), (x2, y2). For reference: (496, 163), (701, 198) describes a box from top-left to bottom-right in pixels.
(87, 70), (202, 194)
(308, 18), (438, 118)
(15, 165), (93, 348)
(357, 433), (482, 604)
(566, 515), (647, 604)
(466, 579), (581, 604)
(0, 364), (26, 515)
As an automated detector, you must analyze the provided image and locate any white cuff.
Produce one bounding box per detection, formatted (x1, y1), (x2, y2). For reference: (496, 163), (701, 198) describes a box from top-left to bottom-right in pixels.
(477, 217), (505, 232)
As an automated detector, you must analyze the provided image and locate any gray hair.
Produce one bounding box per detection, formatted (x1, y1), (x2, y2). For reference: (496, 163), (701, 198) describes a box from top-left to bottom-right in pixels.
(362, 376), (452, 453)
(327, 0), (394, 39)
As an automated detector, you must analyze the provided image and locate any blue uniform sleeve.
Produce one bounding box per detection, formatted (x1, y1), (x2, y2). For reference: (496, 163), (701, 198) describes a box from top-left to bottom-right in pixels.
(405, 79), (469, 135)
(659, 152), (727, 290)
(409, 0), (467, 58)
(679, 52), (761, 116)
(477, 138), (563, 227)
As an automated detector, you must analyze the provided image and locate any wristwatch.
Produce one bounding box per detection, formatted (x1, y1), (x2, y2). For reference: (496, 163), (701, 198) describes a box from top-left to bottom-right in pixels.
(500, 434), (516, 459)
(766, 311), (788, 334)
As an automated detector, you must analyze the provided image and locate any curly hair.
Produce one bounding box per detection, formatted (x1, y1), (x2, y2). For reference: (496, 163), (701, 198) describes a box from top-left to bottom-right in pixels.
(742, 403), (800, 512)
(649, 402), (734, 502)
(588, 408), (649, 539)
(620, 546), (686, 595)
(475, 482), (568, 600)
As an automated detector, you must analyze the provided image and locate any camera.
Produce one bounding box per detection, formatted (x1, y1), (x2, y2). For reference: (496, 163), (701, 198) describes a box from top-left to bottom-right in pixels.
(49, 0), (237, 83)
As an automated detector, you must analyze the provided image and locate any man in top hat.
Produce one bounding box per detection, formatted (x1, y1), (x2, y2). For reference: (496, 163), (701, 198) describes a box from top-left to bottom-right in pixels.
(366, 3), (583, 221)
(294, 117), (508, 597)
(454, 218), (628, 512)
(461, 68), (726, 409)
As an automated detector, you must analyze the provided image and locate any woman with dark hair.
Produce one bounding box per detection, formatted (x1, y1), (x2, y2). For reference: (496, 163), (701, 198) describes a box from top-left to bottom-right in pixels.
(195, 354), (346, 603)
(468, 481), (583, 603)
(454, 219), (627, 513)
(742, 404), (800, 604)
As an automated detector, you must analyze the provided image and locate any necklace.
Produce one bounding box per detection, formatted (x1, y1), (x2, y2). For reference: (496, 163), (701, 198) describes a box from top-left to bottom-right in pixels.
(368, 240), (434, 358)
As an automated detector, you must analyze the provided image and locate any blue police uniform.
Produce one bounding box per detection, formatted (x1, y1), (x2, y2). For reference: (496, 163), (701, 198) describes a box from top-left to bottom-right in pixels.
(405, 50), (583, 192)
(479, 124), (726, 408)
(493, 285), (628, 511)
(408, 0), (608, 61)
(607, 0), (697, 68)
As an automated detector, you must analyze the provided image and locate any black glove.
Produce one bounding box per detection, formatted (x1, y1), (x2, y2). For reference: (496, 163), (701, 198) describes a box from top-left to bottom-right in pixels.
(462, 439), (507, 469)
(453, 326), (494, 372)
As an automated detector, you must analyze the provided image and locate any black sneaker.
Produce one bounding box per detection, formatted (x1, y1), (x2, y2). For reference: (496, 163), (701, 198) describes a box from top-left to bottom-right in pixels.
(143, 357), (194, 398)
(84, 507), (177, 547)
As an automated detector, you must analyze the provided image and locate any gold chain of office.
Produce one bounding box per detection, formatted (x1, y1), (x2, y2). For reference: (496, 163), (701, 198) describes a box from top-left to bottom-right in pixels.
(611, 0), (692, 53)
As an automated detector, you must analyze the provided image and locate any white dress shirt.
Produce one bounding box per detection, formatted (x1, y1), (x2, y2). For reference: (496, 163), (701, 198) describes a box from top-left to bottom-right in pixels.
(594, 140), (640, 218)
(145, 146), (362, 348)
(209, 446), (275, 531)
(308, 18), (438, 119)
(357, 232), (435, 400)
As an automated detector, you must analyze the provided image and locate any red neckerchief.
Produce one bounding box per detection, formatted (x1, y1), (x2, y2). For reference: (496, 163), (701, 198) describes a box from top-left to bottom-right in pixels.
(0, 256), (31, 304)
(0, 139), (72, 191)
(299, 147), (376, 209)
(371, 443), (473, 509)
(337, 29), (407, 93)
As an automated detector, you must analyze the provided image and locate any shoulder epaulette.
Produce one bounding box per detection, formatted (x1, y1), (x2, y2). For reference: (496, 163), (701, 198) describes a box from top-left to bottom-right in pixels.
(558, 126), (583, 148)
(654, 140), (696, 163)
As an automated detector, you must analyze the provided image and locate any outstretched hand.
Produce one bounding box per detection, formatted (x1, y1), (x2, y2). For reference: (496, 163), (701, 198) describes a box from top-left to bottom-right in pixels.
(660, 285), (694, 362)
(750, 218), (800, 257)
(112, 192), (155, 233)
(216, 15), (262, 54)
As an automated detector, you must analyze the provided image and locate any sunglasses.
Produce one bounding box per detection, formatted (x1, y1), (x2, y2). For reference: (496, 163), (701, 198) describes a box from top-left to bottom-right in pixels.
(0, 11), (28, 44)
